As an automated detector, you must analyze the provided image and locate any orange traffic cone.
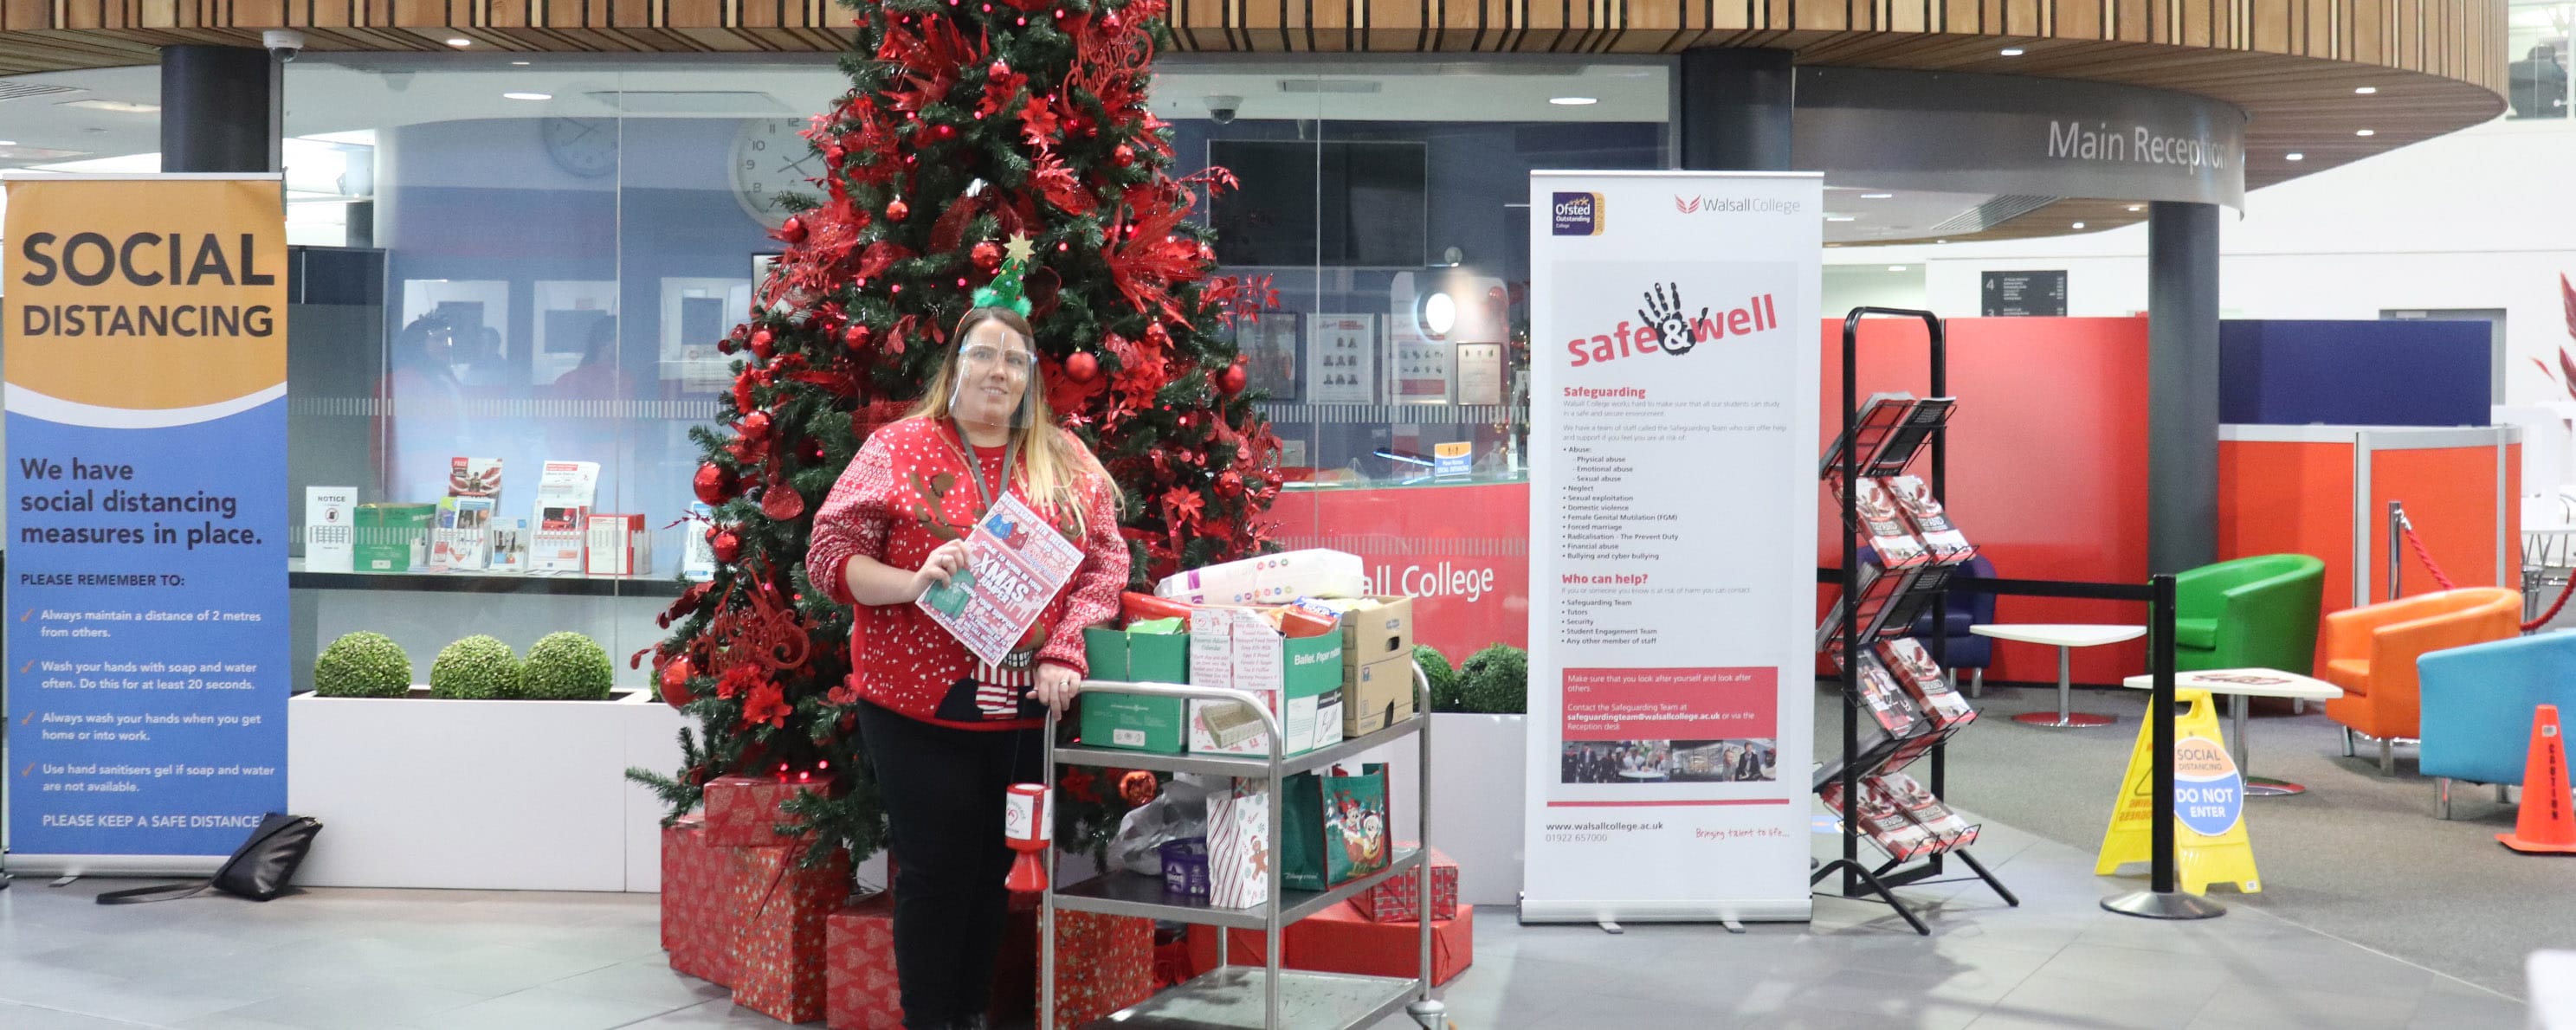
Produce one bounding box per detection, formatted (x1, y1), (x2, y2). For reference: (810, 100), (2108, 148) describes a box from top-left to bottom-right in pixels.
(2499, 705), (2576, 854)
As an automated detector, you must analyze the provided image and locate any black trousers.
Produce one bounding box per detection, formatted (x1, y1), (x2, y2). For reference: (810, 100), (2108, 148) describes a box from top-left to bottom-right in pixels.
(855, 699), (1040, 1029)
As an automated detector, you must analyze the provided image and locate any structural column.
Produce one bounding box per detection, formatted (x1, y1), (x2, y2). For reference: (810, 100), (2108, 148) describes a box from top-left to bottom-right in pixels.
(1675, 48), (1795, 171)
(160, 46), (278, 173)
(2147, 201), (2221, 574)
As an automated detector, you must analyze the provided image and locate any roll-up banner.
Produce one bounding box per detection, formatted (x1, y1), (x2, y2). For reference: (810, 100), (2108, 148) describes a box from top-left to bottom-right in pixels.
(3, 174), (290, 873)
(1524, 171), (1822, 923)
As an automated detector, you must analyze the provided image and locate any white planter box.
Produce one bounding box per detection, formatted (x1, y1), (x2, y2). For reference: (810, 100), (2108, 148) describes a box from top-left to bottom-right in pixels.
(287, 690), (688, 892)
(1357, 712), (1526, 907)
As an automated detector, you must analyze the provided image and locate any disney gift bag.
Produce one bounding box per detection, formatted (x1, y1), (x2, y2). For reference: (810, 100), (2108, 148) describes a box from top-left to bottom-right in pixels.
(1282, 764), (1391, 892)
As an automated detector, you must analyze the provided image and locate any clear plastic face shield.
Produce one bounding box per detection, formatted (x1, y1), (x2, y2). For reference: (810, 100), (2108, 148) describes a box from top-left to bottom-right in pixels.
(947, 314), (1040, 433)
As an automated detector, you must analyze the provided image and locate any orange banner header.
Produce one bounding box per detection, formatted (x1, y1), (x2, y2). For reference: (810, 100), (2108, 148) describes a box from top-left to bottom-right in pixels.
(3, 176), (287, 416)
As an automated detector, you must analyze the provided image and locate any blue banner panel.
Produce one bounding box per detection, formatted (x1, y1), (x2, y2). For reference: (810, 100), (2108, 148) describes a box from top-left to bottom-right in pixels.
(2219, 319), (2492, 428)
(7, 404), (289, 856)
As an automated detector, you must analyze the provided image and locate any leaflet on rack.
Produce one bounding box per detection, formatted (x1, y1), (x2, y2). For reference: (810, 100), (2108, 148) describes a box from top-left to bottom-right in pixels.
(533, 460), (599, 573)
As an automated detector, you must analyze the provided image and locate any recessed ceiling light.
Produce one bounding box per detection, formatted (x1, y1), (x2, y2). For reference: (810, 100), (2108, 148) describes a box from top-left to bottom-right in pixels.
(512, 60), (532, 66)
(1998, 47), (2025, 56)
(2355, 128), (2375, 137)
(2127, 204), (2144, 212)
(2071, 222), (2087, 229)
(1935, 239), (1947, 244)
(1825, 216), (1856, 222)
(446, 37), (471, 46)
(1860, 192), (1893, 199)
(2286, 151), (2305, 161)
(1887, 265), (1908, 272)
(0, 140), (16, 146)
(503, 92), (553, 101)
(2355, 86), (2378, 94)
(1549, 96), (1598, 106)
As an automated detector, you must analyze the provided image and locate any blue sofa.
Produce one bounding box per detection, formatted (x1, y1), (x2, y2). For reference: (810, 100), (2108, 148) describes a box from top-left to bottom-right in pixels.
(1856, 550), (1997, 694)
(2418, 630), (2576, 818)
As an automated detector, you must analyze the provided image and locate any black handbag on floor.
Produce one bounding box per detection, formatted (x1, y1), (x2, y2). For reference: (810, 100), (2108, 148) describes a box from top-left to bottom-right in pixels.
(96, 813), (323, 904)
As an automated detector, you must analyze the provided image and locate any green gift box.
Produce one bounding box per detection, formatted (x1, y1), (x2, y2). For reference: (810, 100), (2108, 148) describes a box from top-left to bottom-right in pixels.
(353, 503), (435, 572)
(1080, 627), (1190, 753)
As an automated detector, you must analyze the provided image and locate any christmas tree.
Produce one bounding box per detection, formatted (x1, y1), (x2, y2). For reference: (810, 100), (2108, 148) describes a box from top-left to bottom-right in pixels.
(628, 0), (1285, 863)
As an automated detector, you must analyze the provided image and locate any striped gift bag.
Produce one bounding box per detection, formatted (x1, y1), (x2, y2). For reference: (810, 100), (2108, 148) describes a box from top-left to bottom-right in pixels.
(1205, 779), (1271, 909)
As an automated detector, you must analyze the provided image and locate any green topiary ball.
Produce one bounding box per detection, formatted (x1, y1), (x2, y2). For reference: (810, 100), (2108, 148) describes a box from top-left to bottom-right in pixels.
(429, 634), (523, 699)
(314, 631), (412, 698)
(1459, 644), (1529, 715)
(1416, 645), (1464, 713)
(523, 632), (615, 700)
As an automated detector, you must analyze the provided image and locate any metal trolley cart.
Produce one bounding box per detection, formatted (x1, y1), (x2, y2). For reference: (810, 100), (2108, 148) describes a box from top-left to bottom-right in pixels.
(1039, 666), (1445, 1030)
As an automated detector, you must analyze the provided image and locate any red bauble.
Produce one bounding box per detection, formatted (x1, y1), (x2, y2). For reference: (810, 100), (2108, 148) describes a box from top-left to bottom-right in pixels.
(1217, 363), (1248, 396)
(738, 410), (772, 440)
(717, 336), (738, 356)
(1217, 470), (1244, 499)
(778, 216), (807, 244)
(1113, 145), (1135, 167)
(989, 60), (1011, 78)
(934, 124), (957, 140)
(887, 197), (910, 222)
(693, 464), (738, 505)
(972, 241), (1003, 274)
(843, 324), (871, 351)
(749, 328), (774, 359)
(1119, 769), (1159, 807)
(1144, 322), (1171, 348)
(710, 530), (742, 565)
(1065, 351), (1100, 383)
(660, 655), (696, 708)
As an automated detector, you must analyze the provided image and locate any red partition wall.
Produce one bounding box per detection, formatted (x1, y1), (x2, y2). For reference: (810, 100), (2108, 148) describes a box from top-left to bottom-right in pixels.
(1817, 317), (2153, 687)
(2217, 439), (2358, 612)
(1271, 481), (1531, 664)
(2371, 442), (2520, 602)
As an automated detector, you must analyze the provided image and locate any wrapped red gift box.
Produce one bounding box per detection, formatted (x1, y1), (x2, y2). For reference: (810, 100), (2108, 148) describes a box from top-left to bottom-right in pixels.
(705, 775), (805, 847)
(1185, 901), (1472, 987)
(826, 894), (903, 1030)
(728, 845), (853, 1024)
(661, 816), (734, 986)
(827, 895), (1151, 1029)
(1046, 910), (1156, 1027)
(1350, 847), (1457, 923)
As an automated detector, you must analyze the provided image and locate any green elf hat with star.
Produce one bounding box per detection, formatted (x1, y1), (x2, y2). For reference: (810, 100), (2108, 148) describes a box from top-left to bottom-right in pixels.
(972, 234), (1037, 317)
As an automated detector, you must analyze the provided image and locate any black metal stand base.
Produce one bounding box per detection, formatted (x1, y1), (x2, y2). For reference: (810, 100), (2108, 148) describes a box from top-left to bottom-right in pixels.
(1813, 858), (1930, 936)
(2101, 889), (2226, 920)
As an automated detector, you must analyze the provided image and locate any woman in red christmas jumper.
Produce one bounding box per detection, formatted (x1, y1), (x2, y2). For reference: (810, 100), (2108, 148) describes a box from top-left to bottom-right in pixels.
(807, 297), (1126, 1030)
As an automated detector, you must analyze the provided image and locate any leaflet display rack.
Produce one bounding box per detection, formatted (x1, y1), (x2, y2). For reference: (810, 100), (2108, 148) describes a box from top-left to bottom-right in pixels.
(1038, 667), (1446, 1030)
(1813, 308), (2019, 935)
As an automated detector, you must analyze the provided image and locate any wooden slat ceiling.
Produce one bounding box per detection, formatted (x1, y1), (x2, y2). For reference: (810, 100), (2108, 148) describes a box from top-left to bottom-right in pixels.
(0, 0), (2507, 242)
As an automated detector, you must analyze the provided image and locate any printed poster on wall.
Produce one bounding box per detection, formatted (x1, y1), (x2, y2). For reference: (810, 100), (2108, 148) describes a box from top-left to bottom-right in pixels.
(1524, 171), (1823, 923)
(3, 174), (290, 870)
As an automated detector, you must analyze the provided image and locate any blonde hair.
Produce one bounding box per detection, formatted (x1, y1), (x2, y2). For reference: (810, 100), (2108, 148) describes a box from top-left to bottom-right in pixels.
(908, 307), (1114, 533)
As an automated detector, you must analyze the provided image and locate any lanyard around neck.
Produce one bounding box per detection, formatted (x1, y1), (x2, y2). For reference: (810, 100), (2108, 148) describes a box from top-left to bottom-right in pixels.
(951, 419), (1017, 515)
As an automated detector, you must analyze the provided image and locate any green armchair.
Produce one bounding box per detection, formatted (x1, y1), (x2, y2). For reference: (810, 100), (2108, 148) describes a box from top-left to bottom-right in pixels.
(2173, 554), (2327, 676)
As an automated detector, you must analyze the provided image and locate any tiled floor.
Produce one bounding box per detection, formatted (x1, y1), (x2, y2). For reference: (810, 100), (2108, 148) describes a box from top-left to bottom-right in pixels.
(0, 817), (2522, 1029)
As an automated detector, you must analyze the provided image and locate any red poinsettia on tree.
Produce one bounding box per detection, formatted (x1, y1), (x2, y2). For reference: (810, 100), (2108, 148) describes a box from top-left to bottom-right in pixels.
(626, 0), (1283, 863)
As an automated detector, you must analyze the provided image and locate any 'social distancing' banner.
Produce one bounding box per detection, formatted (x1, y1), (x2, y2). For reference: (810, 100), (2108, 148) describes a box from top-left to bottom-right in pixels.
(1524, 171), (1822, 923)
(3, 175), (288, 866)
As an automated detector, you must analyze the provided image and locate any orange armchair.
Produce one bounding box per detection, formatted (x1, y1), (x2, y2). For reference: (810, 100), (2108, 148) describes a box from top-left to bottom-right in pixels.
(2320, 588), (2521, 773)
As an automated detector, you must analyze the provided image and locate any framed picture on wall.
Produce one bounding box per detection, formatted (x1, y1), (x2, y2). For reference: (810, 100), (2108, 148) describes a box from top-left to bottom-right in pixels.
(1304, 314), (1377, 405)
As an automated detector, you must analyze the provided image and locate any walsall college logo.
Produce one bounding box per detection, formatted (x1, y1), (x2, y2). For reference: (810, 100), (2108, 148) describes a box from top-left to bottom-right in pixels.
(1551, 191), (1604, 235)
(1674, 196), (1701, 214)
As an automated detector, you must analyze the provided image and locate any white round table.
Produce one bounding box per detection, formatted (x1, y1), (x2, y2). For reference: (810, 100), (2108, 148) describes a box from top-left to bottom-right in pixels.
(2119, 667), (2344, 796)
(1971, 623), (2146, 729)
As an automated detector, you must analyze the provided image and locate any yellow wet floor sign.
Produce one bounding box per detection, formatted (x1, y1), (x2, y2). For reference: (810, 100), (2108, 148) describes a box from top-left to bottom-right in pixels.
(2095, 688), (2261, 894)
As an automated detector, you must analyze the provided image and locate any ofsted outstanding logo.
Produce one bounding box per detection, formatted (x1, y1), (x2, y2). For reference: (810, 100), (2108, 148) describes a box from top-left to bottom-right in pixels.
(1551, 191), (1604, 235)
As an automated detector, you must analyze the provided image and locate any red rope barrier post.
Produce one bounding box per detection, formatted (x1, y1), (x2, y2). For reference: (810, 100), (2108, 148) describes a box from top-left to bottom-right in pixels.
(2396, 511), (2573, 632)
